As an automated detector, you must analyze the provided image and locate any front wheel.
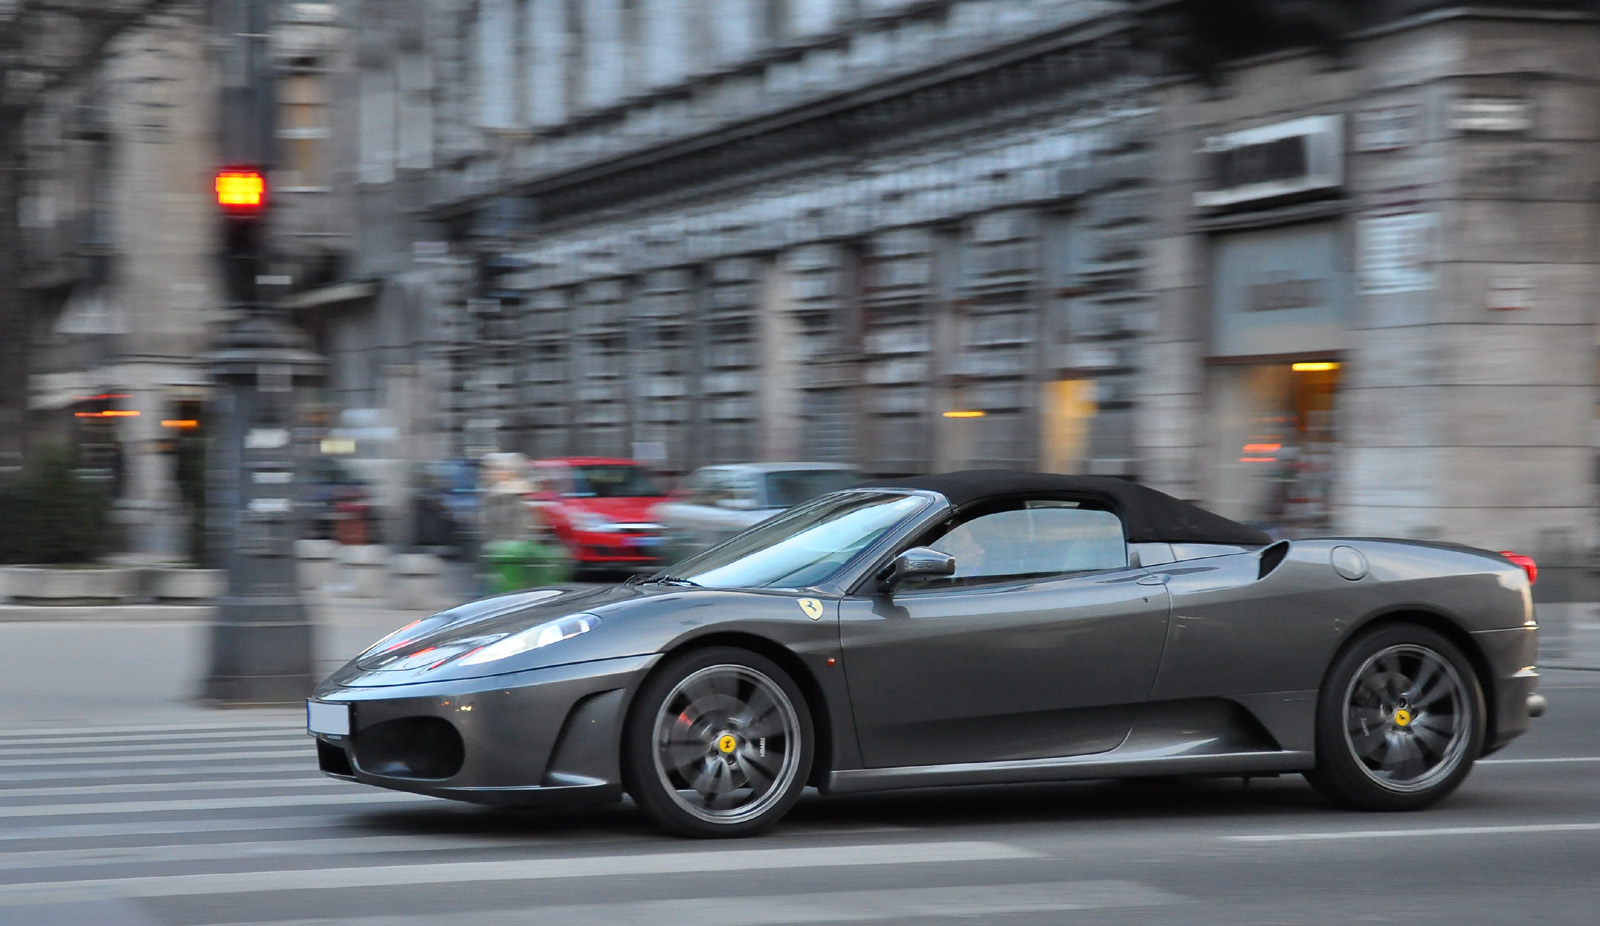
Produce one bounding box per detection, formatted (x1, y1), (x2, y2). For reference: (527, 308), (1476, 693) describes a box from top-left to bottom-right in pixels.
(1306, 624), (1485, 811)
(623, 647), (813, 837)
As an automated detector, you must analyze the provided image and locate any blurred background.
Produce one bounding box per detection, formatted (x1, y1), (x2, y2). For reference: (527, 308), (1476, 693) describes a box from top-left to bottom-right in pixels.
(2, 0), (1596, 578)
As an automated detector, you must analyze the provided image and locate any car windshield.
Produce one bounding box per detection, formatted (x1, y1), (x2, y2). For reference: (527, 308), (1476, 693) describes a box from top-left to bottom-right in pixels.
(656, 491), (928, 590)
(763, 469), (861, 509)
(567, 464), (659, 498)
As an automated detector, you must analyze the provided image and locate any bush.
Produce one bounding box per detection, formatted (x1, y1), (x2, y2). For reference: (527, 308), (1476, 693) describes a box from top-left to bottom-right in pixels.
(0, 447), (112, 564)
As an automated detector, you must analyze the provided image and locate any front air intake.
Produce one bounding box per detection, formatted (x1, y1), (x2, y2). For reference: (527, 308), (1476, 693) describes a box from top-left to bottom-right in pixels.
(352, 716), (465, 780)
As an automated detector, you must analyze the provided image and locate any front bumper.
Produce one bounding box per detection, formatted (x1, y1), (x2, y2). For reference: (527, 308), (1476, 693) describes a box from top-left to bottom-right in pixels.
(311, 653), (657, 806)
(570, 533), (664, 565)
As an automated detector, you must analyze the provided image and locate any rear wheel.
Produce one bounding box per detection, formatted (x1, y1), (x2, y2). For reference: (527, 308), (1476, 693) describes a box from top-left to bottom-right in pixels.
(1306, 624), (1484, 811)
(623, 647), (813, 837)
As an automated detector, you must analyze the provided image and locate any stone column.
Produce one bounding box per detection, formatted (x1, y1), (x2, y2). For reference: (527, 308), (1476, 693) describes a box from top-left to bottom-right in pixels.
(527, 0), (567, 128)
(710, 0), (760, 65)
(476, 0), (518, 129)
(640, 0), (687, 89)
(581, 0), (627, 110)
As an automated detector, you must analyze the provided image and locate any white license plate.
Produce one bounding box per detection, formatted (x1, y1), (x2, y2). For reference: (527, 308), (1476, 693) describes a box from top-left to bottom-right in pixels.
(306, 700), (351, 736)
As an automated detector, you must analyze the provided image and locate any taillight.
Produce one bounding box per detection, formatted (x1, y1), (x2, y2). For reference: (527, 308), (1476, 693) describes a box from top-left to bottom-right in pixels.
(1499, 551), (1537, 585)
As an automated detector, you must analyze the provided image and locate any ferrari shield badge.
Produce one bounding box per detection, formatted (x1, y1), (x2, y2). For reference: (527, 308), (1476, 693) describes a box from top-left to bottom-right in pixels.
(797, 598), (825, 620)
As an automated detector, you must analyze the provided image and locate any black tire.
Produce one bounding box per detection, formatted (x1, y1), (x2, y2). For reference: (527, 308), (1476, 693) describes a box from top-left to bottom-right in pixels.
(1305, 624), (1485, 811)
(622, 647), (813, 838)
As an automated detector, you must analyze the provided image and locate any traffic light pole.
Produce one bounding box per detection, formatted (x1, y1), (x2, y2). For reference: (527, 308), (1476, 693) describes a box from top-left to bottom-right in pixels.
(202, 0), (321, 704)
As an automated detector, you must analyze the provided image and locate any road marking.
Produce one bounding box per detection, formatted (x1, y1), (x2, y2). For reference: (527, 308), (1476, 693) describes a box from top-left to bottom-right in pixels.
(0, 790), (432, 819)
(0, 719), (302, 739)
(0, 762), (313, 783)
(1227, 822), (1600, 843)
(206, 880), (1180, 925)
(0, 814), (369, 843)
(0, 740), (310, 758)
(0, 749), (308, 768)
(0, 776), (342, 800)
(0, 728), (308, 748)
(0, 841), (1035, 904)
(1478, 756), (1600, 765)
(0, 817), (907, 846)
(0, 732), (307, 754)
(0, 834), (534, 873)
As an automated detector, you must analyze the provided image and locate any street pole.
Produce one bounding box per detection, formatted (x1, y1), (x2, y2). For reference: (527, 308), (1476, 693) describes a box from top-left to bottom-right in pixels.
(202, 0), (321, 704)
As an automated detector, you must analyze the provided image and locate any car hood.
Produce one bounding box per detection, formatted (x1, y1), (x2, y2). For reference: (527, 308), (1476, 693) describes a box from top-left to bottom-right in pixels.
(559, 497), (666, 524)
(324, 582), (716, 687)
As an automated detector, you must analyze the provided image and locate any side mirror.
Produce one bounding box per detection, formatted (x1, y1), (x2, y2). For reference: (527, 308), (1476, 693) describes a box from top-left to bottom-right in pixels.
(880, 546), (956, 591)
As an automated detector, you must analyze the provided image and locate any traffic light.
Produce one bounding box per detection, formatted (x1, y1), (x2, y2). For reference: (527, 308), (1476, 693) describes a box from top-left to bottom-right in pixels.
(215, 166), (267, 303)
(215, 168), (266, 213)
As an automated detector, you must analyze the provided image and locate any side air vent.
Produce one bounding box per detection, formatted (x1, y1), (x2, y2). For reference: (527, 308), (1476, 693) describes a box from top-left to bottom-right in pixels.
(1258, 540), (1290, 580)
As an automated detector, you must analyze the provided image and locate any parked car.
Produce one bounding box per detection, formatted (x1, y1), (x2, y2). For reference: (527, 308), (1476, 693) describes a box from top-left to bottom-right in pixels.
(653, 463), (861, 557)
(310, 470), (1544, 837)
(528, 458), (669, 575)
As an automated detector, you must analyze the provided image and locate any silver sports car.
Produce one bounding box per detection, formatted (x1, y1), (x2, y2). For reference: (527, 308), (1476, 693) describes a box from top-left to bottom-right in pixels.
(308, 471), (1544, 837)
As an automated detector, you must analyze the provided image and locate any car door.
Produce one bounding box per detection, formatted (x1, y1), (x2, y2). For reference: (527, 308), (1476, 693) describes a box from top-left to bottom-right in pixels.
(838, 503), (1171, 768)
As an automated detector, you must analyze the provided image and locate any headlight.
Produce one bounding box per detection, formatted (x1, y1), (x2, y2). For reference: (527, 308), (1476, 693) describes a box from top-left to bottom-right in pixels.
(356, 590), (565, 664)
(569, 511), (621, 533)
(455, 613), (601, 666)
(359, 616), (447, 660)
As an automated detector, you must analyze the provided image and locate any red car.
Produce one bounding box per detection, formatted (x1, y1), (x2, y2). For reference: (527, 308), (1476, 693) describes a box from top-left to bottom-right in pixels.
(528, 458), (669, 574)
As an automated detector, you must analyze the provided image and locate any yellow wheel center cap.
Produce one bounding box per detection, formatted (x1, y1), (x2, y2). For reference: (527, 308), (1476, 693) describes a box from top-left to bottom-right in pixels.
(717, 734), (738, 754)
(1393, 708), (1413, 727)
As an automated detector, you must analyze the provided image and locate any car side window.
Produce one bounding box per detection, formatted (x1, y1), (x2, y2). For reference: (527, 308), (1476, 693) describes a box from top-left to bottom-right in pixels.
(914, 505), (1128, 589)
(698, 470), (734, 506)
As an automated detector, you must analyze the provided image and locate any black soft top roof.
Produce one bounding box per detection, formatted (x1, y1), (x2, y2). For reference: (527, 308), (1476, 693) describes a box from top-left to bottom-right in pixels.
(855, 470), (1271, 546)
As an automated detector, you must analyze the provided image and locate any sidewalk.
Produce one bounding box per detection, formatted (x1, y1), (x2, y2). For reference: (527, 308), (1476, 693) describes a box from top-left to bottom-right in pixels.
(1530, 601), (1600, 671)
(0, 591), (430, 726)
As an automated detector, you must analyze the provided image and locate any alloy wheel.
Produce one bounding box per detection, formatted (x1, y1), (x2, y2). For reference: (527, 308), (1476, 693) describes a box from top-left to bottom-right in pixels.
(649, 664), (803, 826)
(1341, 643), (1472, 794)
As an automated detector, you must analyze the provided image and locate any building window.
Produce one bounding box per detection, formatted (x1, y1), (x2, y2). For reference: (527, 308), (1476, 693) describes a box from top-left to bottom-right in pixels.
(278, 65), (330, 191)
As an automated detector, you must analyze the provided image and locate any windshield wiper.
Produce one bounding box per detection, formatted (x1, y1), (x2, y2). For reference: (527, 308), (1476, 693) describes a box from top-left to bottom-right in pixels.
(646, 575), (701, 587)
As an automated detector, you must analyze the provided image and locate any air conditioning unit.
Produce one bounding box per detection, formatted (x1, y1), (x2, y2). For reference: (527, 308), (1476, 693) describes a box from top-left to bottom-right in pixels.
(1194, 115), (1344, 212)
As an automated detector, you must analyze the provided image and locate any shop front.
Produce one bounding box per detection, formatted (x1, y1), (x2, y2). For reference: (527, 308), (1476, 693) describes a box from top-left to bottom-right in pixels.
(1207, 221), (1348, 537)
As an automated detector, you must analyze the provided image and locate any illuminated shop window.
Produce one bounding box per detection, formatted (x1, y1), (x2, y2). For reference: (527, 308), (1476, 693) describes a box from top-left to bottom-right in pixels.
(1211, 361), (1339, 536)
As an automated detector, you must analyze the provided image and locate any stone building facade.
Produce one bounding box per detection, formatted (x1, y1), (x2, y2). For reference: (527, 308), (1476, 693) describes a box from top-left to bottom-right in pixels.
(15, 2), (225, 555)
(1140, 1), (1600, 555)
(308, 0), (1158, 542)
(314, 0), (1600, 555)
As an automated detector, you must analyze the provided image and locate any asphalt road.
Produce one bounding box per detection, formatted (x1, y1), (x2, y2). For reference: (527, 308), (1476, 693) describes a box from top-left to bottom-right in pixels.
(0, 670), (1596, 926)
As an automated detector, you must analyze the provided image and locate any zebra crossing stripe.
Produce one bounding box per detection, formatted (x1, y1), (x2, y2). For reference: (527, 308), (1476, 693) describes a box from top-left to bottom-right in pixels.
(0, 728), (307, 748)
(0, 776), (342, 800)
(0, 834), (541, 873)
(0, 718), (303, 738)
(0, 841), (1036, 904)
(0, 741), (310, 758)
(0, 790), (433, 819)
(0, 749), (309, 768)
(200, 881), (1184, 926)
(0, 761), (313, 783)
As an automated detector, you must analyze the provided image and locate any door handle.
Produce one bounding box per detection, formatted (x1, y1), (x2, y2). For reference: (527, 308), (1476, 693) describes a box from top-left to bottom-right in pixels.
(1136, 573), (1170, 586)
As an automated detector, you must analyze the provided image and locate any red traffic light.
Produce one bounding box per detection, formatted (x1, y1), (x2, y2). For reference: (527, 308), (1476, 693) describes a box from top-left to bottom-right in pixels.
(215, 168), (266, 214)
